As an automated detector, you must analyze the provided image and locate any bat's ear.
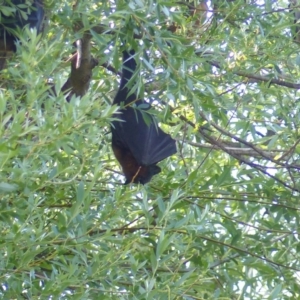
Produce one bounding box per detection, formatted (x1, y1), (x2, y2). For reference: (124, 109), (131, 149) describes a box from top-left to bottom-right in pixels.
(138, 165), (161, 184)
(150, 165), (161, 175)
(139, 165), (161, 184)
(124, 178), (131, 185)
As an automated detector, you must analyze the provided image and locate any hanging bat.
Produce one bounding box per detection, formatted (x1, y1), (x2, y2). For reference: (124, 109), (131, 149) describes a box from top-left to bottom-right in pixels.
(111, 49), (177, 184)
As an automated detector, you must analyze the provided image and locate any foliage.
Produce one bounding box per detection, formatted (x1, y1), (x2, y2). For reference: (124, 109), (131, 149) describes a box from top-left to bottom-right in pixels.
(0, 0), (300, 299)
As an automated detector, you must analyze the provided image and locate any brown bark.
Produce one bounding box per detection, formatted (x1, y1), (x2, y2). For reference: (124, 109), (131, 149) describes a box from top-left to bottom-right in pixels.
(61, 33), (98, 101)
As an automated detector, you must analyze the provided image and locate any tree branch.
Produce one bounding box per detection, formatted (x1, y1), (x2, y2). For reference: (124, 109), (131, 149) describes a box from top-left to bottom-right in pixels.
(61, 32), (98, 101)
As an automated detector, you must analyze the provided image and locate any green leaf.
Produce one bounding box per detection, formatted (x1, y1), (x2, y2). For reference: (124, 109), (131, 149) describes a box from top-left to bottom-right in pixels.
(0, 182), (18, 193)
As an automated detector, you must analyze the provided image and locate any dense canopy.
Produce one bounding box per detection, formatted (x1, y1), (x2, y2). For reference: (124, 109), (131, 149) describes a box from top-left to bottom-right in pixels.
(1, 0), (300, 299)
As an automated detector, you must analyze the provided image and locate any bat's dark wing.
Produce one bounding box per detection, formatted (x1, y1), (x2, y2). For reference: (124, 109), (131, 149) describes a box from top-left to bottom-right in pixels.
(111, 49), (176, 184)
(0, 0), (44, 53)
(0, 0), (44, 34)
(112, 107), (176, 166)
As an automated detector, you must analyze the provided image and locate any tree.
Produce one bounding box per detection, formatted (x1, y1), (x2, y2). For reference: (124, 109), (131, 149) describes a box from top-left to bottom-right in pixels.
(0, 0), (300, 299)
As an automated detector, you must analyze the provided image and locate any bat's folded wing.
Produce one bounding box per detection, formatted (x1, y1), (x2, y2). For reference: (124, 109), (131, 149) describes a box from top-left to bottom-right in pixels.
(112, 107), (176, 166)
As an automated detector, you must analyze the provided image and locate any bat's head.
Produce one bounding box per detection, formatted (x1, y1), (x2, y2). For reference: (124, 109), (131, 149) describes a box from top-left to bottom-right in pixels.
(124, 164), (161, 185)
(112, 144), (162, 184)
